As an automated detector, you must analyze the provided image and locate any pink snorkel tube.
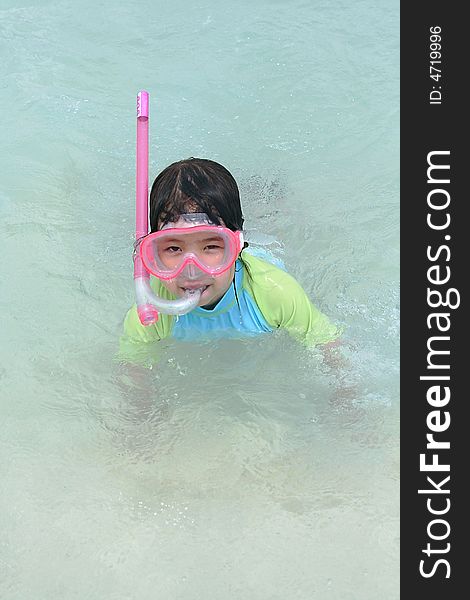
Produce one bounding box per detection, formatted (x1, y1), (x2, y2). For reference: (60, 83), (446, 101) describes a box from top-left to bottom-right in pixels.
(134, 91), (202, 325)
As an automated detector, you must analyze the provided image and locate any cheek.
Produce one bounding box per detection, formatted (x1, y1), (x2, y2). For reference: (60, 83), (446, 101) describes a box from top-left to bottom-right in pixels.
(213, 269), (235, 293)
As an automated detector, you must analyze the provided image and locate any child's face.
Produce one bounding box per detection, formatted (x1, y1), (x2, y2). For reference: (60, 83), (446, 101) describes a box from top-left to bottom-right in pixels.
(157, 215), (237, 308)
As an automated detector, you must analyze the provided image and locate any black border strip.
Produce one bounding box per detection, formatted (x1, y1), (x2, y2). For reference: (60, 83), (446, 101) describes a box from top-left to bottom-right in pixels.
(401, 4), (465, 596)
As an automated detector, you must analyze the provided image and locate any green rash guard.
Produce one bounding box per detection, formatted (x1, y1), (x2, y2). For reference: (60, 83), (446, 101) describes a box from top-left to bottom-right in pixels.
(121, 252), (341, 349)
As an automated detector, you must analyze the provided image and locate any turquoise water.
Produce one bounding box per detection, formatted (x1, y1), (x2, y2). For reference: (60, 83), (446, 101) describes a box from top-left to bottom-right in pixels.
(0, 1), (399, 598)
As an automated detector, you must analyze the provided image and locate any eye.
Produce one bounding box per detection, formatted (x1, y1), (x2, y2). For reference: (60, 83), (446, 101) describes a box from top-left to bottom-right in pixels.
(164, 245), (182, 253)
(205, 244), (223, 251)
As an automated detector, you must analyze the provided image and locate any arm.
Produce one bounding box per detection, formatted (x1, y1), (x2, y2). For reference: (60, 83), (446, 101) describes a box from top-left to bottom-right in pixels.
(113, 306), (165, 414)
(245, 256), (358, 407)
(320, 338), (360, 409)
(115, 303), (166, 366)
(248, 258), (342, 346)
(276, 290), (360, 409)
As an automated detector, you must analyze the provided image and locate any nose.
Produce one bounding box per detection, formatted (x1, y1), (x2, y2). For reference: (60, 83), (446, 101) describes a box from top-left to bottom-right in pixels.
(179, 261), (203, 280)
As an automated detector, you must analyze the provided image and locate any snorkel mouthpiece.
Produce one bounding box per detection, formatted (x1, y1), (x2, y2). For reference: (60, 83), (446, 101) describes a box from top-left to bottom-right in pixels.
(135, 277), (202, 318)
(134, 91), (201, 324)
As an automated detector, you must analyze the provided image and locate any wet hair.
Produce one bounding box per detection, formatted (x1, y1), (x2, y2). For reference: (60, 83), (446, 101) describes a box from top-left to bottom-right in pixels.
(149, 158), (244, 233)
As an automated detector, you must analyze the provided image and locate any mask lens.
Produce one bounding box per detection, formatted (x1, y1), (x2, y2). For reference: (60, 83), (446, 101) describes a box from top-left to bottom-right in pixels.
(141, 226), (239, 279)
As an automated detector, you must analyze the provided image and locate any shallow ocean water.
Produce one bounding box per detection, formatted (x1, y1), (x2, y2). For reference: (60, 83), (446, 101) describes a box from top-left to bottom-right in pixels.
(0, 1), (399, 598)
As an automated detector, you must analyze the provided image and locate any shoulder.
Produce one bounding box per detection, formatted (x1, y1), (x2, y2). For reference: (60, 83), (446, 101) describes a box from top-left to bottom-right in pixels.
(241, 252), (310, 303)
(240, 252), (342, 345)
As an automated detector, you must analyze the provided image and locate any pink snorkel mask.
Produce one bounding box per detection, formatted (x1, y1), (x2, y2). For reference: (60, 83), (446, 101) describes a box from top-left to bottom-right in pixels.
(134, 91), (207, 325)
(140, 213), (244, 281)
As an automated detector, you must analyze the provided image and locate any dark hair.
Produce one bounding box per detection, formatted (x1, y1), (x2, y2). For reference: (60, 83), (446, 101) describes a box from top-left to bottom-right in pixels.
(149, 158), (244, 233)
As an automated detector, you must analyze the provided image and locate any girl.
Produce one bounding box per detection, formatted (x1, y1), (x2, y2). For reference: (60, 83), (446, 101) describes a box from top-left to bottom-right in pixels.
(122, 158), (341, 347)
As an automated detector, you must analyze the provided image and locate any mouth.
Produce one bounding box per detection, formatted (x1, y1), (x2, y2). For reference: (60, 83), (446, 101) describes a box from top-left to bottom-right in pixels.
(180, 284), (209, 294)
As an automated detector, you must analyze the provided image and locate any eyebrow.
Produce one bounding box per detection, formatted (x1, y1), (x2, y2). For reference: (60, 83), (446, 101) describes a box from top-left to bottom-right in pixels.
(161, 237), (184, 243)
(200, 236), (224, 243)
(162, 235), (223, 243)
